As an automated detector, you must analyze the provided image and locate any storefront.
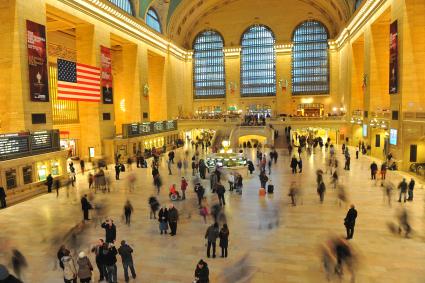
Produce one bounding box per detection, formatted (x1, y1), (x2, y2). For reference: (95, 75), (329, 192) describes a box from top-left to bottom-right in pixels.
(296, 103), (324, 117)
(59, 131), (78, 157)
(245, 104), (272, 118)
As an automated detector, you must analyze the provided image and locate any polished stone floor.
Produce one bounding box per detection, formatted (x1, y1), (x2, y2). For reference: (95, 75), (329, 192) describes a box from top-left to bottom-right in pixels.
(1, 145), (425, 283)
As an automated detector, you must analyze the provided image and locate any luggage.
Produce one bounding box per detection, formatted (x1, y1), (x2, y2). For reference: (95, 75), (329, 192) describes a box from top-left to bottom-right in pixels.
(259, 188), (266, 196)
(267, 184), (274, 194)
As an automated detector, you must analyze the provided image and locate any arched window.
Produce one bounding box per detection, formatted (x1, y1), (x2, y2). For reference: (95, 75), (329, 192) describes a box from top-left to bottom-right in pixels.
(292, 20), (329, 95)
(193, 30), (226, 98)
(146, 8), (162, 33)
(240, 25), (276, 97)
(107, 0), (134, 15)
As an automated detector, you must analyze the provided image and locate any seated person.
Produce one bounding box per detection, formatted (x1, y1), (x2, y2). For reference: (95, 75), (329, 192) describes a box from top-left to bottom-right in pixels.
(169, 184), (180, 198)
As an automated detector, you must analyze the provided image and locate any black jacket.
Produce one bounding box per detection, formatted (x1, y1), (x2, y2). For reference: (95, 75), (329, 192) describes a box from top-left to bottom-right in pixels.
(168, 207), (179, 222)
(0, 187), (5, 198)
(195, 264), (209, 283)
(0, 275), (23, 283)
(219, 228), (229, 248)
(103, 246), (117, 266)
(344, 208), (357, 226)
(81, 197), (90, 211)
(215, 184), (225, 196)
(118, 244), (134, 263)
(101, 223), (116, 243)
(158, 208), (168, 223)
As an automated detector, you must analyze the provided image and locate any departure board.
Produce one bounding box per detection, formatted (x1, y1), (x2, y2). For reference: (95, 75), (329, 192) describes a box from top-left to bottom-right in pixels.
(31, 131), (52, 150)
(0, 133), (30, 156)
(122, 120), (177, 138)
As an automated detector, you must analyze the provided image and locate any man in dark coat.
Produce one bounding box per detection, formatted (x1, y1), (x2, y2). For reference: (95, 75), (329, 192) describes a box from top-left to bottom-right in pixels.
(199, 160), (207, 179)
(370, 161), (378, 180)
(195, 183), (205, 207)
(103, 243), (118, 283)
(194, 260), (209, 283)
(91, 239), (107, 281)
(398, 178), (408, 202)
(290, 156), (298, 174)
(408, 178), (415, 201)
(215, 183), (226, 206)
(101, 219), (117, 243)
(205, 223), (219, 258)
(81, 194), (91, 221)
(344, 204), (358, 239)
(317, 180), (326, 203)
(118, 240), (136, 282)
(115, 164), (121, 180)
(168, 204), (179, 236)
(46, 174), (53, 193)
(0, 187), (6, 209)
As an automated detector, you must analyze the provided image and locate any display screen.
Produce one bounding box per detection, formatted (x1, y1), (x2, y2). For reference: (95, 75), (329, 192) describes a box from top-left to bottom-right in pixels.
(31, 131), (52, 150)
(362, 124), (368, 137)
(390, 128), (398, 145)
(0, 133), (30, 156)
(122, 120), (177, 138)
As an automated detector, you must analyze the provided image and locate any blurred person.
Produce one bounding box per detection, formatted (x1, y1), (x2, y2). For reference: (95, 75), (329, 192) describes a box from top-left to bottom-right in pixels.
(195, 183), (205, 207)
(370, 161), (378, 180)
(149, 196), (160, 219)
(215, 182), (226, 206)
(398, 178), (408, 202)
(408, 178), (415, 201)
(104, 243), (118, 283)
(158, 205), (169, 234)
(168, 204), (179, 236)
(61, 249), (77, 283)
(11, 249), (27, 280)
(194, 260), (209, 283)
(397, 208), (412, 238)
(219, 224), (229, 258)
(124, 200), (133, 226)
(0, 264), (23, 283)
(288, 181), (299, 206)
(380, 162), (387, 180)
(205, 223), (219, 258)
(0, 186), (6, 208)
(317, 180), (326, 203)
(81, 194), (92, 221)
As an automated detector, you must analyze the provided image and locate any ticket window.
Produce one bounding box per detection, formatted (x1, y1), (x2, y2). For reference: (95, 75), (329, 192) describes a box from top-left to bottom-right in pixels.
(51, 160), (60, 176)
(22, 166), (33, 185)
(5, 169), (17, 190)
(36, 162), (48, 181)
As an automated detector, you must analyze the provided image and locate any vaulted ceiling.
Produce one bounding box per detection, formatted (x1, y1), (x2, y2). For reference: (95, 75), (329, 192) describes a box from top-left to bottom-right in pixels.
(139, 0), (359, 48)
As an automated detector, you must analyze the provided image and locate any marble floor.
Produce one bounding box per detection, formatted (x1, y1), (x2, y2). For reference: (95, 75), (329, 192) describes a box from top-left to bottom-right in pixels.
(1, 146), (425, 283)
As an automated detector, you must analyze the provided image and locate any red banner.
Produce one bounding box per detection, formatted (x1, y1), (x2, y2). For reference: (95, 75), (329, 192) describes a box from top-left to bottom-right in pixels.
(26, 20), (49, 102)
(100, 46), (113, 104)
(389, 21), (398, 94)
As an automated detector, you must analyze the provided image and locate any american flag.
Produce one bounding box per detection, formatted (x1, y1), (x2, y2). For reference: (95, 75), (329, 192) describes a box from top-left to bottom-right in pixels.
(57, 59), (101, 102)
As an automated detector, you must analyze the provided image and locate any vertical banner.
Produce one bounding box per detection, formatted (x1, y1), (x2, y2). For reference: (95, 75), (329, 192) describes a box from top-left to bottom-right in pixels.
(26, 20), (49, 102)
(389, 20), (398, 94)
(100, 46), (113, 104)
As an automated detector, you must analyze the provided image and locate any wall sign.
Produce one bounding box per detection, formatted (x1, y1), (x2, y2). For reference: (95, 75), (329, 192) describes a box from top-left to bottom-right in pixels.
(122, 120), (177, 138)
(26, 20), (49, 102)
(389, 128), (398, 145)
(389, 20), (398, 94)
(101, 46), (113, 104)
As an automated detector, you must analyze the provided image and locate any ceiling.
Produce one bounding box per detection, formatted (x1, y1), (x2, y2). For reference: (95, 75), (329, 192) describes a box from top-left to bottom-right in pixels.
(140, 0), (358, 48)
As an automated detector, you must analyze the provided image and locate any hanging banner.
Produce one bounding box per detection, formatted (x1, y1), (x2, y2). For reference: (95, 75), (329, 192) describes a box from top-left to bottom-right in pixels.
(26, 20), (49, 102)
(389, 20), (398, 94)
(100, 46), (113, 104)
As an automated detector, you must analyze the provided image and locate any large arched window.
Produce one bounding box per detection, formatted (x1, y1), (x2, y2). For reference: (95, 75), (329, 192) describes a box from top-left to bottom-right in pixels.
(107, 0), (134, 15)
(146, 8), (162, 33)
(292, 20), (329, 95)
(240, 25), (276, 97)
(193, 30), (226, 98)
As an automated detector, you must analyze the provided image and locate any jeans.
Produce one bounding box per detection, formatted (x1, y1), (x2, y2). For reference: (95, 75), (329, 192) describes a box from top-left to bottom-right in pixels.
(123, 261), (136, 282)
(218, 194), (225, 206)
(106, 264), (117, 283)
(96, 260), (105, 281)
(207, 241), (216, 257)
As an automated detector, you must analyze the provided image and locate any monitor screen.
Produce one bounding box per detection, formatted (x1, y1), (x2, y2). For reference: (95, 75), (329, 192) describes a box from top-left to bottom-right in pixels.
(390, 128), (398, 145)
(362, 124), (368, 137)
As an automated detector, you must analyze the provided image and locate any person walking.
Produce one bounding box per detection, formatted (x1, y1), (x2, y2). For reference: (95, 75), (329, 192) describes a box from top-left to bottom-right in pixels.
(317, 180), (326, 203)
(219, 224), (229, 258)
(81, 194), (92, 221)
(408, 178), (415, 201)
(380, 162), (387, 180)
(124, 201), (133, 226)
(290, 156), (298, 174)
(167, 159), (172, 175)
(177, 160), (183, 176)
(80, 159), (85, 175)
(194, 260), (209, 283)
(61, 249), (77, 283)
(370, 161), (378, 180)
(115, 164), (121, 180)
(181, 177), (188, 200)
(0, 186), (6, 209)
(104, 243), (118, 283)
(195, 183), (205, 207)
(168, 204), (179, 236)
(215, 182), (226, 206)
(55, 179), (61, 198)
(344, 205), (357, 239)
(149, 196), (160, 219)
(101, 219), (117, 243)
(344, 154), (351, 170)
(205, 223), (219, 258)
(298, 157), (303, 173)
(46, 173), (53, 193)
(77, 252), (93, 283)
(91, 239), (106, 282)
(259, 171), (269, 189)
(118, 240), (136, 282)
(355, 147), (359, 159)
(398, 178), (408, 202)
(158, 206), (169, 234)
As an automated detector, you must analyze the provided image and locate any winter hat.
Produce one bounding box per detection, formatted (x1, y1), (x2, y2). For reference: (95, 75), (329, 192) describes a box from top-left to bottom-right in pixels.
(0, 264), (10, 280)
(79, 251), (86, 258)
